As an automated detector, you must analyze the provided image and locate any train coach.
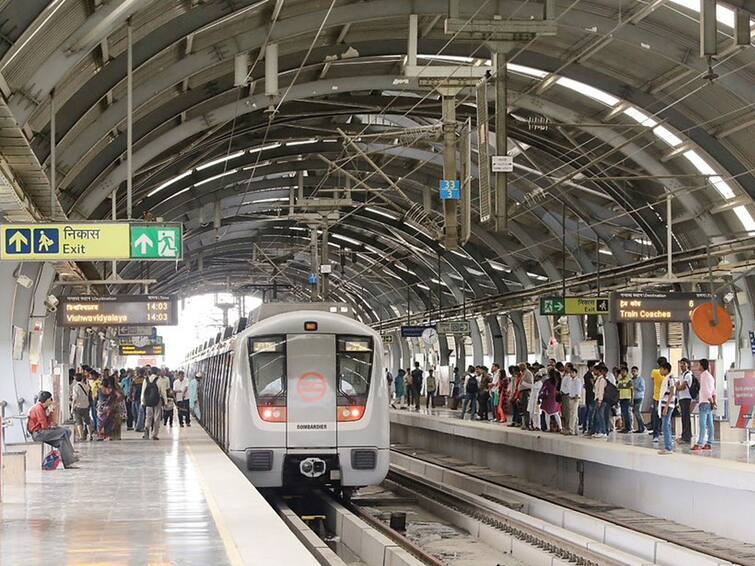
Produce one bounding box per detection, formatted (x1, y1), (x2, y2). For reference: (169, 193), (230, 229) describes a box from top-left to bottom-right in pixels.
(182, 303), (390, 494)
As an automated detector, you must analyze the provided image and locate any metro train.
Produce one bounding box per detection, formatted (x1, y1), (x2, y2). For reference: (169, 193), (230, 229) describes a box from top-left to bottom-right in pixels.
(181, 303), (390, 493)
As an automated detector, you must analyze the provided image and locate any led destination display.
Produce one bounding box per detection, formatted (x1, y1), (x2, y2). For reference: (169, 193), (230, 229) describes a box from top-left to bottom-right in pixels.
(59, 295), (178, 327)
(610, 292), (712, 322)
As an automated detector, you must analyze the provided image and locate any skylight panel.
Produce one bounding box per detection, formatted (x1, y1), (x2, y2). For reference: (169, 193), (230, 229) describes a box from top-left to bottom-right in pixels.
(556, 77), (620, 106)
(507, 63), (547, 78)
(195, 169), (238, 187)
(417, 283), (431, 291)
(624, 107), (657, 127)
(196, 150), (245, 171)
(331, 234), (362, 246)
(147, 170), (193, 197)
(248, 142), (281, 154)
(683, 151), (735, 199)
(668, 0), (737, 28)
(653, 125), (683, 147)
(365, 206), (398, 220)
(286, 138), (317, 146)
(733, 206), (755, 233)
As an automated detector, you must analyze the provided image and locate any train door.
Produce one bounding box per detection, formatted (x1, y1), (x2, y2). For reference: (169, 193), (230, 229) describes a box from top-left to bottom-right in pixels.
(286, 334), (337, 448)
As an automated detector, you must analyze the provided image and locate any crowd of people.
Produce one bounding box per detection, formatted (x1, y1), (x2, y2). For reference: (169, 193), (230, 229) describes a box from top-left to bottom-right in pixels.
(27, 365), (203, 469)
(388, 356), (717, 456)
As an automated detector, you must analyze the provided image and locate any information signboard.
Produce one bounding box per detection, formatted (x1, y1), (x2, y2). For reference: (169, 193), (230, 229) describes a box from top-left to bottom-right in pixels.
(435, 320), (471, 334)
(119, 343), (165, 356)
(728, 370), (755, 430)
(609, 292), (712, 322)
(439, 179), (461, 200)
(491, 155), (514, 172)
(0, 222), (182, 261)
(58, 295), (178, 327)
(540, 297), (609, 316)
(400, 325), (434, 338)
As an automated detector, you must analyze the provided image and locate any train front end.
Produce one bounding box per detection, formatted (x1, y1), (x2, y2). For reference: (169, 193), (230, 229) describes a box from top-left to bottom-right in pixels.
(228, 308), (389, 491)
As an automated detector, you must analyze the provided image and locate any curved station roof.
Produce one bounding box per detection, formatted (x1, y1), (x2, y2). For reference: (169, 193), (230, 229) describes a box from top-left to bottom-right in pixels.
(0, 0), (753, 327)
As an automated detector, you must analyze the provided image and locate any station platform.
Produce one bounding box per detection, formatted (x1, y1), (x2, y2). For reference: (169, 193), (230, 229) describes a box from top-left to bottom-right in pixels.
(0, 425), (319, 566)
(390, 407), (755, 547)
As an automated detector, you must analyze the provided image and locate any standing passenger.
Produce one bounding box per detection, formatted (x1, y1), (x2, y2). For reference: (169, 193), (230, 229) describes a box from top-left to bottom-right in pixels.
(591, 366), (608, 438)
(132, 369), (145, 432)
(121, 370), (134, 430)
(142, 370), (167, 440)
(509, 366), (522, 427)
(650, 357), (668, 444)
(539, 369), (562, 432)
(677, 358), (694, 444)
(410, 362), (423, 411)
(189, 371), (202, 420)
(460, 366), (478, 419)
(528, 369), (544, 431)
(394, 369), (406, 407)
(583, 361), (596, 434)
(70, 374), (93, 441)
(173, 371), (191, 428)
(617, 366), (633, 433)
(561, 366), (582, 435)
(657, 362), (676, 455)
(425, 369), (437, 409)
(692, 359), (716, 451)
(631, 366), (646, 433)
(518, 363), (534, 430)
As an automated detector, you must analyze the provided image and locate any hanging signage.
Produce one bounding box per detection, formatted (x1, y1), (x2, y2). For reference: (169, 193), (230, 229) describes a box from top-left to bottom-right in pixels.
(58, 295), (178, 327)
(382, 334), (394, 344)
(117, 335), (163, 347)
(728, 370), (755, 430)
(0, 222), (182, 261)
(116, 326), (157, 337)
(119, 343), (165, 357)
(401, 325), (434, 338)
(610, 292), (712, 322)
(540, 297), (609, 316)
(435, 320), (471, 334)
(491, 155), (514, 172)
(439, 179), (460, 200)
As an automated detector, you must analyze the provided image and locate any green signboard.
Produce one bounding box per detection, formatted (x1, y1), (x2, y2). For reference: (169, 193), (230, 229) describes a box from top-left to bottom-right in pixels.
(130, 225), (182, 259)
(540, 297), (609, 316)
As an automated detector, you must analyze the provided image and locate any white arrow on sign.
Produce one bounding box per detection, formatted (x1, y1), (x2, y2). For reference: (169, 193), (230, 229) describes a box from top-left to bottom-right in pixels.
(134, 233), (154, 254)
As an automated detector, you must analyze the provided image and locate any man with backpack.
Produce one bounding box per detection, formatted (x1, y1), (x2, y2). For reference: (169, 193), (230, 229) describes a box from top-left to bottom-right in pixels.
(141, 369), (168, 440)
(425, 369), (437, 409)
(460, 365), (478, 419)
(410, 362), (423, 411)
(677, 358), (695, 444)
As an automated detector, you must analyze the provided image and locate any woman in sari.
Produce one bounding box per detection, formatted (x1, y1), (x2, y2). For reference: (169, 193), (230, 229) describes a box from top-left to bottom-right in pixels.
(97, 378), (118, 440)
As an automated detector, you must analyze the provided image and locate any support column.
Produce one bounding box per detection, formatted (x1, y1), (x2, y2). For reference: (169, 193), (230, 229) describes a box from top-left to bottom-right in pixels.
(438, 333), (451, 366)
(455, 334), (466, 371)
(470, 320), (484, 366)
(441, 93), (458, 248)
(310, 227), (318, 300)
(601, 319), (621, 370)
(126, 18), (133, 219)
(487, 315), (505, 364)
(388, 332), (402, 376)
(493, 50), (508, 231)
(321, 228), (329, 300)
(510, 310), (528, 363)
(568, 316), (585, 363)
(639, 322), (658, 411)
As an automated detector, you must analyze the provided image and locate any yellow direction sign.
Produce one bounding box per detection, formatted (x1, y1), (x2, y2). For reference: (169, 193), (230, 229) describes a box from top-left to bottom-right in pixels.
(0, 222), (183, 261)
(1, 224), (130, 261)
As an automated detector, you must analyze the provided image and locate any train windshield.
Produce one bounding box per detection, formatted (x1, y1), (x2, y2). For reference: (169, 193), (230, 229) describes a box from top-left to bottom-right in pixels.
(248, 336), (287, 406)
(336, 336), (373, 405)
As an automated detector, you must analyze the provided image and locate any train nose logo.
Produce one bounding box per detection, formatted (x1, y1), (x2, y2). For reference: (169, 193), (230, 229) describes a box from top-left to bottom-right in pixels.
(297, 371), (327, 402)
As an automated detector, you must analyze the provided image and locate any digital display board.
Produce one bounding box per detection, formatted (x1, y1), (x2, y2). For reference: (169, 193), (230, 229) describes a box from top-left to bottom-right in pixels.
(119, 343), (165, 356)
(58, 295), (178, 327)
(610, 292), (712, 322)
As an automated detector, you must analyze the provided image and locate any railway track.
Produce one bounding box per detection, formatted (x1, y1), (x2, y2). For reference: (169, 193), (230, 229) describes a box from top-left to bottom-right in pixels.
(389, 446), (748, 566)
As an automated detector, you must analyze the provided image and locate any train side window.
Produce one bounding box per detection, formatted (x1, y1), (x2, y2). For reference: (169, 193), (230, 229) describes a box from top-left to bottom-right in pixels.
(336, 336), (373, 405)
(248, 336), (286, 405)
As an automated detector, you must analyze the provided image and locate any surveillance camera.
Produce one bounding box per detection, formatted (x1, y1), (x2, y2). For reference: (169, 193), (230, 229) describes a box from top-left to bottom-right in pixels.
(85, 327), (94, 335)
(16, 274), (33, 289)
(44, 295), (59, 313)
(98, 331), (106, 340)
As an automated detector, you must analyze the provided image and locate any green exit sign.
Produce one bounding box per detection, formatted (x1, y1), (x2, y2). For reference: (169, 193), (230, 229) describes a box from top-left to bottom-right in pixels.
(130, 225), (182, 260)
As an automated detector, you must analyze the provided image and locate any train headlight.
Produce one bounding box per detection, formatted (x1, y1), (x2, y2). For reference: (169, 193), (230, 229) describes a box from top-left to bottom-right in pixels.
(337, 405), (365, 422)
(258, 406), (287, 422)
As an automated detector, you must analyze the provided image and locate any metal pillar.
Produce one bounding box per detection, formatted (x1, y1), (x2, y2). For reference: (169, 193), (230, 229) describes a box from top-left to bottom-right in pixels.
(469, 320), (484, 366)
(321, 228), (329, 300)
(601, 319), (621, 370)
(310, 227), (319, 300)
(510, 311), (528, 363)
(666, 193), (673, 277)
(49, 89), (56, 219)
(639, 322), (658, 411)
(455, 334), (466, 371)
(441, 93), (458, 248)
(126, 18), (134, 219)
(493, 51), (508, 231)
(111, 190), (117, 278)
(486, 315), (505, 364)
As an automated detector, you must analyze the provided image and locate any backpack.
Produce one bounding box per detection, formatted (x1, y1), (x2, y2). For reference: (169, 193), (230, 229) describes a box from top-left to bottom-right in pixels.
(426, 374), (436, 392)
(143, 377), (161, 407)
(466, 375), (479, 395)
(604, 381), (619, 405)
(688, 373), (700, 399)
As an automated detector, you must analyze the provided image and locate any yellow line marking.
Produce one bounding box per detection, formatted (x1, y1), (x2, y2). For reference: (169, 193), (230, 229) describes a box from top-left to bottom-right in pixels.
(185, 440), (245, 566)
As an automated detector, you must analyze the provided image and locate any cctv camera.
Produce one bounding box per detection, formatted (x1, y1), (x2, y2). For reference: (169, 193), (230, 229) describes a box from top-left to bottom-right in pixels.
(16, 274), (33, 289)
(47, 295), (59, 307)
(85, 327), (94, 335)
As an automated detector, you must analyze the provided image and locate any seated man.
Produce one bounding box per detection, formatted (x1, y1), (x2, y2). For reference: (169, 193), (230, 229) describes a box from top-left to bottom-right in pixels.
(27, 391), (78, 469)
